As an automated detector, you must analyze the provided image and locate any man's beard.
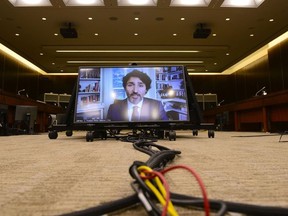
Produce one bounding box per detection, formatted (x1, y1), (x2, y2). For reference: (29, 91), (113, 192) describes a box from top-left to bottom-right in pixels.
(128, 93), (142, 103)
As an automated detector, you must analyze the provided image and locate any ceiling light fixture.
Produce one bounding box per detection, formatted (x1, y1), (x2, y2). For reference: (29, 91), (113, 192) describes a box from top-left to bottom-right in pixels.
(63, 0), (105, 6)
(117, 0), (157, 6)
(8, 0), (52, 6)
(56, 50), (200, 53)
(189, 72), (223, 75)
(170, 0), (211, 7)
(221, 0), (265, 8)
(67, 60), (204, 64)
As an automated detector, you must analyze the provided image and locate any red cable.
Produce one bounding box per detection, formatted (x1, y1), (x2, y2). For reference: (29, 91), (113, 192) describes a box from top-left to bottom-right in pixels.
(161, 165), (210, 216)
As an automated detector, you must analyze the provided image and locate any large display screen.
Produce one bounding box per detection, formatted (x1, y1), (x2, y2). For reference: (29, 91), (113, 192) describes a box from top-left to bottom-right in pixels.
(74, 66), (191, 124)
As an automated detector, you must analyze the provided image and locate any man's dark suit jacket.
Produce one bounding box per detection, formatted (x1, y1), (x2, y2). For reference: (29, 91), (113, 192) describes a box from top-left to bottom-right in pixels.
(106, 97), (168, 121)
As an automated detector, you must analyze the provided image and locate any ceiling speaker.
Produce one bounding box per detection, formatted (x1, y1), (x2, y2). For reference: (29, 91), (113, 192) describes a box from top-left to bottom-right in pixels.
(193, 23), (211, 39)
(60, 23), (78, 38)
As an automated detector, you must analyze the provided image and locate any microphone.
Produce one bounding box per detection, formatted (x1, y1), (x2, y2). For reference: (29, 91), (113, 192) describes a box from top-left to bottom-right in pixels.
(255, 86), (266, 96)
(18, 89), (25, 95)
(217, 100), (224, 106)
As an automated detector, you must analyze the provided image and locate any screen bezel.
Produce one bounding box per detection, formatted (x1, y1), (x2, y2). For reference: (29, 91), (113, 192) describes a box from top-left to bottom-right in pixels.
(73, 65), (192, 127)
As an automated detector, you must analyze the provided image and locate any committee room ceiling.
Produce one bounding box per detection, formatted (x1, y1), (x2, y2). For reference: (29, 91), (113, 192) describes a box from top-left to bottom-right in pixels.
(0, 0), (288, 75)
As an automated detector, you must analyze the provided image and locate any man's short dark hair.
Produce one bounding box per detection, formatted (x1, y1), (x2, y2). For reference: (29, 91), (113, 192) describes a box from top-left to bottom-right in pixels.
(122, 69), (152, 91)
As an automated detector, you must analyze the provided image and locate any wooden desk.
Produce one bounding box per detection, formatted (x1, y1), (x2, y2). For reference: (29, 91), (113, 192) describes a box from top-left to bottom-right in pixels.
(0, 90), (64, 132)
(203, 90), (288, 132)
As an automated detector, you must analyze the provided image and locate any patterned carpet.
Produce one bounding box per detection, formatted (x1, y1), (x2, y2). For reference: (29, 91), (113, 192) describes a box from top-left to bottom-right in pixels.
(0, 130), (288, 216)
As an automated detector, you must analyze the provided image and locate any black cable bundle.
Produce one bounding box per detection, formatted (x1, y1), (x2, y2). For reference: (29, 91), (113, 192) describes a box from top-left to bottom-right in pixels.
(61, 139), (288, 216)
(132, 140), (181, 170)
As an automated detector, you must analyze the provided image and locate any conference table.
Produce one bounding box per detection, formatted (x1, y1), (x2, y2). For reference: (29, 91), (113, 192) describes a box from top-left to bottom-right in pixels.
(202, 90), (288, 132)
(0, 90), (64, 133)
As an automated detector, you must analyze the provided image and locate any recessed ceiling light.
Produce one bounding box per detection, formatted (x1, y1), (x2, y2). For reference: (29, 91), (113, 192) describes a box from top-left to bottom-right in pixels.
(221, 0), (265, 8)
(54, 33), (58, 36)
(15, 33), (20, 36)
(40, 53), (43, 55)
(170, 0), (211, 7)
(57, 50), (200, 53)
(250, 34), (254, 37)
(8, 0), (52, 7)
(226, 53), (230, 56)
(42, 17), (47, 21)
(225, 18), (230, 21)
(180, 17), (185, 21)
(173, 33), (177, 36)
(94, 33), (99, 36)
(269, 18), (274, 22)
(134, 33), (139, 36)
(118, 0), (157, 6)
(134, 17), (139, 20)
(88, 17), (93, 20)
(67, 60), (203, 64)
(212, 33), (217, 36)
(63, 0), (105, 6)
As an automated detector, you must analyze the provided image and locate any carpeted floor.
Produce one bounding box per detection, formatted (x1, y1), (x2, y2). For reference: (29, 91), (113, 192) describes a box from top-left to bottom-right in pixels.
(0, 130), (288, 216)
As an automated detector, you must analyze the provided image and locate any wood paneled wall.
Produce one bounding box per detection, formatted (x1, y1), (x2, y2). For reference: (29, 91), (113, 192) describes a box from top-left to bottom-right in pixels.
(189, 38), (288, 104)
(0, 53), (77, 101)
(1, 38), (288, 104)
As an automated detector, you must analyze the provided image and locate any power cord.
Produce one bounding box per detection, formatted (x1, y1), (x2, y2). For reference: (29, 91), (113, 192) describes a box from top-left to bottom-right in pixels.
(61, 139), (288, 216)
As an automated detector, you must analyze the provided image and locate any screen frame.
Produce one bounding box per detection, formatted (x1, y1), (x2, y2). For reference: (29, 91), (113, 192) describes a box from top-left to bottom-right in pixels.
(73, 65), (195, 128)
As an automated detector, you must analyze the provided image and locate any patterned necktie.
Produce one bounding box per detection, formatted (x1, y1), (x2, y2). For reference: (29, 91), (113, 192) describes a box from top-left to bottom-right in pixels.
(131, 106), (140, 121)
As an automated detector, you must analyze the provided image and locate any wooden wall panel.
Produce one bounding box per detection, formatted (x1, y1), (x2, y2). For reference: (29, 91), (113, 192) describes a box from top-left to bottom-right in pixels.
(0, 53), (4, 88)
(1, 57), (19, 94)
(37, 75), (76, 102)
(0, 52), (76, 101)
(189, 74), (235, 104)
(190, 54), (275, 105)
(17, 66), (40, 99)
(1, 38), (288, 109)
(281, 39), (288, 89)
(268, 44), (285, 92)
(244, 56), (270, 97)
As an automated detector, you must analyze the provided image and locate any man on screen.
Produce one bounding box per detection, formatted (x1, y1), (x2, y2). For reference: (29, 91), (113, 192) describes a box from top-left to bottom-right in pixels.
(107, 69), (168, 122)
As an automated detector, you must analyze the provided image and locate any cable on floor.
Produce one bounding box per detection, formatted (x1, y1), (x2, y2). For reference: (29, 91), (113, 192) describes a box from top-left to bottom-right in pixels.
(61, 138), (288, 216)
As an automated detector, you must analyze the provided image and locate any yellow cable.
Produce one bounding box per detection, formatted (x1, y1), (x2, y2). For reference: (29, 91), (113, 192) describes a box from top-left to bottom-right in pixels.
(138, 166), (179, 216)
(144, 178), (178, 216)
